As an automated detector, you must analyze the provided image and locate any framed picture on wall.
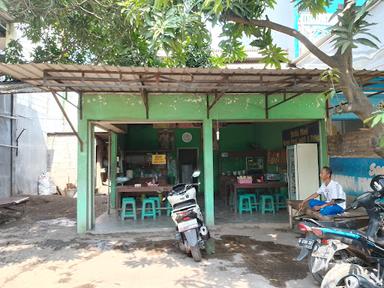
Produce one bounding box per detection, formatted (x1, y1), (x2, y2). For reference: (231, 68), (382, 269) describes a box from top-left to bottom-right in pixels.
(246, 156), (264, 171)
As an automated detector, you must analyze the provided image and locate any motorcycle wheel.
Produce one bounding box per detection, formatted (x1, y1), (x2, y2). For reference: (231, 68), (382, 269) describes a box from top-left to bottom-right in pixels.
(308, 244), (349, 284)
(191, 246), (202, 262)
(320, 263), (368, 288)
(178, 241), (186, 253)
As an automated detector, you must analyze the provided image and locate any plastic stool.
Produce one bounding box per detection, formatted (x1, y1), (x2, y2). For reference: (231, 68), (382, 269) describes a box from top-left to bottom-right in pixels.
(231, 188), (248, 206)
(148, 196), (161, 216)
(275, 191), (287, 211)
(166, 201), (172, 216)
(260, 195), (275, 214)
(238, 194), (253, 214)
(248, 194), (259, 212)
(121, 197), (137, 220)
(141, 198), (157, 220)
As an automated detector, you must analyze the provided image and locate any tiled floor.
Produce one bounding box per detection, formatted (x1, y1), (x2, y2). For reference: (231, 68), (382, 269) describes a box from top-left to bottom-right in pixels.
(92, 200), (289, 234)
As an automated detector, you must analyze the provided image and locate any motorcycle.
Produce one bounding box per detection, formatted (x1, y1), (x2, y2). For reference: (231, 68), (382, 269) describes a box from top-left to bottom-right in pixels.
(304, 175), (384, 287)
(165, 170), (210, 262)
(296, 198), (368, 283)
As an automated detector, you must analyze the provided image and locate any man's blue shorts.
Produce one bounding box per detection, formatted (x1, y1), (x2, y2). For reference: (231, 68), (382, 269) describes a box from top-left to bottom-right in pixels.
(309, 199), (344, 216)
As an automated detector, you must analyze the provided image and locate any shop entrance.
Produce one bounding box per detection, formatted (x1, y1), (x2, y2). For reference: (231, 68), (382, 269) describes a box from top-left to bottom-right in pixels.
(93, 122), (204, 233)
(214, 120), (321, 225)
(178, 148), (199, 184)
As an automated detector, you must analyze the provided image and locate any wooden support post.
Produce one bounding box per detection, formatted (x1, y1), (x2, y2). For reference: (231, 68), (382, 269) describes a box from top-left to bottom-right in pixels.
(319, 119), (329, 167)
(52, 92), (84, 151)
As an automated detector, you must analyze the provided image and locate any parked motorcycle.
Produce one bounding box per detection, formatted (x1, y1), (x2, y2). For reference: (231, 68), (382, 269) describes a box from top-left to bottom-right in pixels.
(296, 198), (368, 283)
(302, 175), (384, 287)
(165, 170), (210, 262)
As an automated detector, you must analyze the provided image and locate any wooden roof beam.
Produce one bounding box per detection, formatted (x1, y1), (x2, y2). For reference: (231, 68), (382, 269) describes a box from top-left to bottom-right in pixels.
(95, 122), (127, 134)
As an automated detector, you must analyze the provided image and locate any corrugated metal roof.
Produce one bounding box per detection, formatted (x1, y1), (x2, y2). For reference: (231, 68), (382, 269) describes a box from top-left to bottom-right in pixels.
(0, 63), (382, 95)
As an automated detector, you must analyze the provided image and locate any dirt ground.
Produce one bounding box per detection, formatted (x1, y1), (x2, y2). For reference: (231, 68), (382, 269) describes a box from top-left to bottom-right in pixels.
(0, 195), (317, 288)
(0, 194), (107, 225)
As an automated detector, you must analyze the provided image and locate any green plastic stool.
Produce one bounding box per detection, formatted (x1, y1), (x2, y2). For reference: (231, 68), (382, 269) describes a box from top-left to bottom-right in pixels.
(260, 195), (275, 214)
(275, 191), (287, 211)
(141, 198), (157, 220)
(238, 194), (253, 214)
(229, 188), (246, 206)
(148, 196), (161, 216)
(248, 194), (259, 211)
(121, 197), (137, 220)
(166, 201), (172, 216)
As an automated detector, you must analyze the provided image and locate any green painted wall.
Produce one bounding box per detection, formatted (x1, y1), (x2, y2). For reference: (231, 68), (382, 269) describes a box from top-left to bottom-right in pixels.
(217, 122), (310, 173)
(83, 93), (326, 121)
(175, 128), (201, 148)
(77, 92), (326, 233)
(125, 125), (160, 150)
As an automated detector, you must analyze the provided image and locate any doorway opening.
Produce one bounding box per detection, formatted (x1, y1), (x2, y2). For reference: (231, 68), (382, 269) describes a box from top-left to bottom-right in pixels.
(178, 148), (199, 184)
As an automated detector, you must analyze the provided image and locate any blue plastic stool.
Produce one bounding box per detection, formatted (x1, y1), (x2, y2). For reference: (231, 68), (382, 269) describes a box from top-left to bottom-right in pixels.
(260, 195), (275, 214)
(147, 196), (161, 216)
(141, 198), (157, 220)
(275, 191), (287, 211)
(238, 194), (253, 214)
(121, 197), (137, 220)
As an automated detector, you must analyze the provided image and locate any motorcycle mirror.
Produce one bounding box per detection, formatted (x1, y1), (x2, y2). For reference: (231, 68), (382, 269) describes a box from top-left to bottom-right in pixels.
(192, 170), (201, 178)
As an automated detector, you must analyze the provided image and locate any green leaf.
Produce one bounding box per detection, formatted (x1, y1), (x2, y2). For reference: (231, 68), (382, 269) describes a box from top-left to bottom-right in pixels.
(364, 116), (375, 124)
(354, 37), (380, 49)
(372, 114), (382, 127)
(341, 41), (352, 54)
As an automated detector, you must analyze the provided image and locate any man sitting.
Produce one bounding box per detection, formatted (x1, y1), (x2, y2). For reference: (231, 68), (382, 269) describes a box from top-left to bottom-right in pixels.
(299, 166), (346, 216)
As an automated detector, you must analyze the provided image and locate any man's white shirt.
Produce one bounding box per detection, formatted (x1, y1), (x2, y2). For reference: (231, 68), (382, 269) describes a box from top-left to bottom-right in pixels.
(317, 180), (346, 209)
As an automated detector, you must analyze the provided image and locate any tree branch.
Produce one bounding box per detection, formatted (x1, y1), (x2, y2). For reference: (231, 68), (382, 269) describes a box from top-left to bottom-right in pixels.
(225, 15), (338, 68)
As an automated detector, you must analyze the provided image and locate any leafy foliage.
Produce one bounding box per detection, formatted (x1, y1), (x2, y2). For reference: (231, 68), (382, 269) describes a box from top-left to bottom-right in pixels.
(3, 0), (382, 71)
(320, 68), (340, 101)
(295, 0), (333, 17)
(330, 0), (381, 54)
(5, 0), (212, 67)
(365, 101), (384, 129)
(259, 44), (288, 69)
(4, 40), (25, 64)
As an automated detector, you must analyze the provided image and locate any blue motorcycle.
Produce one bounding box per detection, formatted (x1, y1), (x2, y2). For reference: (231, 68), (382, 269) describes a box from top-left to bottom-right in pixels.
(307, 175), (384, 288)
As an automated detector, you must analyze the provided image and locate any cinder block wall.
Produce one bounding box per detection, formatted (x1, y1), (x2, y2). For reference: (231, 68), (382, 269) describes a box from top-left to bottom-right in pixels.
(328, 129), (376, 158)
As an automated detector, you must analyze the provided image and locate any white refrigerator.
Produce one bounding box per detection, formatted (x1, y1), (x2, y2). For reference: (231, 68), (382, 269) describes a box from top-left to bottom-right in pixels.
(287, 143), (320, 200)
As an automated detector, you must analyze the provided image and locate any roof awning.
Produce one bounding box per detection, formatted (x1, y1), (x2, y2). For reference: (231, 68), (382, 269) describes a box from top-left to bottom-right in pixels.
(1, 63), (383, 95)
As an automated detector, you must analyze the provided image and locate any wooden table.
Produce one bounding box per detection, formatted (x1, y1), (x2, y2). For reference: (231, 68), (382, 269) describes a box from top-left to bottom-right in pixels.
(116, 185), (172, 209)
(232, 182), (287, 215)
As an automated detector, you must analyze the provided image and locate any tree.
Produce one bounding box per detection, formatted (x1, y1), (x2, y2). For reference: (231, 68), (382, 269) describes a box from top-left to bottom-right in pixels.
(4, 0), (214, 67)
(203, 0), (383, 154)
(4, 0), (384, 154)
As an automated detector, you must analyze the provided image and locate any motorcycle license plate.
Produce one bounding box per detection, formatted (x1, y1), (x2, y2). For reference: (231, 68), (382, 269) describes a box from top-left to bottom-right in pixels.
(298, 238), (315, 250)
(178, 219), (198, 232)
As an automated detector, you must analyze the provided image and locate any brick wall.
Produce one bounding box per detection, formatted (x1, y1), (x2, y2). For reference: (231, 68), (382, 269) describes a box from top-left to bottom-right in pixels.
(328, 129), (378, 158)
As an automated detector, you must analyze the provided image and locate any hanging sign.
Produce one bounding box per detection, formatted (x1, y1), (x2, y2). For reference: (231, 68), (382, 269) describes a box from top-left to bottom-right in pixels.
(152, 154), (166, 165)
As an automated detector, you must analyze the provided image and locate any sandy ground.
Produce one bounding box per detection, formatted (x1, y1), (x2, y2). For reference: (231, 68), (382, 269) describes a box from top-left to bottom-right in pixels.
(0, 195), (318, 288)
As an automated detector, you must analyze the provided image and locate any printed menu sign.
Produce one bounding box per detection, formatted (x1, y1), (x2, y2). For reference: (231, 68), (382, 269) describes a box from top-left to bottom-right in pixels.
(152, 154), (166, 165)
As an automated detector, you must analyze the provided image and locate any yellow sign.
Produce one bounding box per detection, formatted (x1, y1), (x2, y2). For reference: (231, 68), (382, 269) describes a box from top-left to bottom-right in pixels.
(152, 154), (166, 165)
